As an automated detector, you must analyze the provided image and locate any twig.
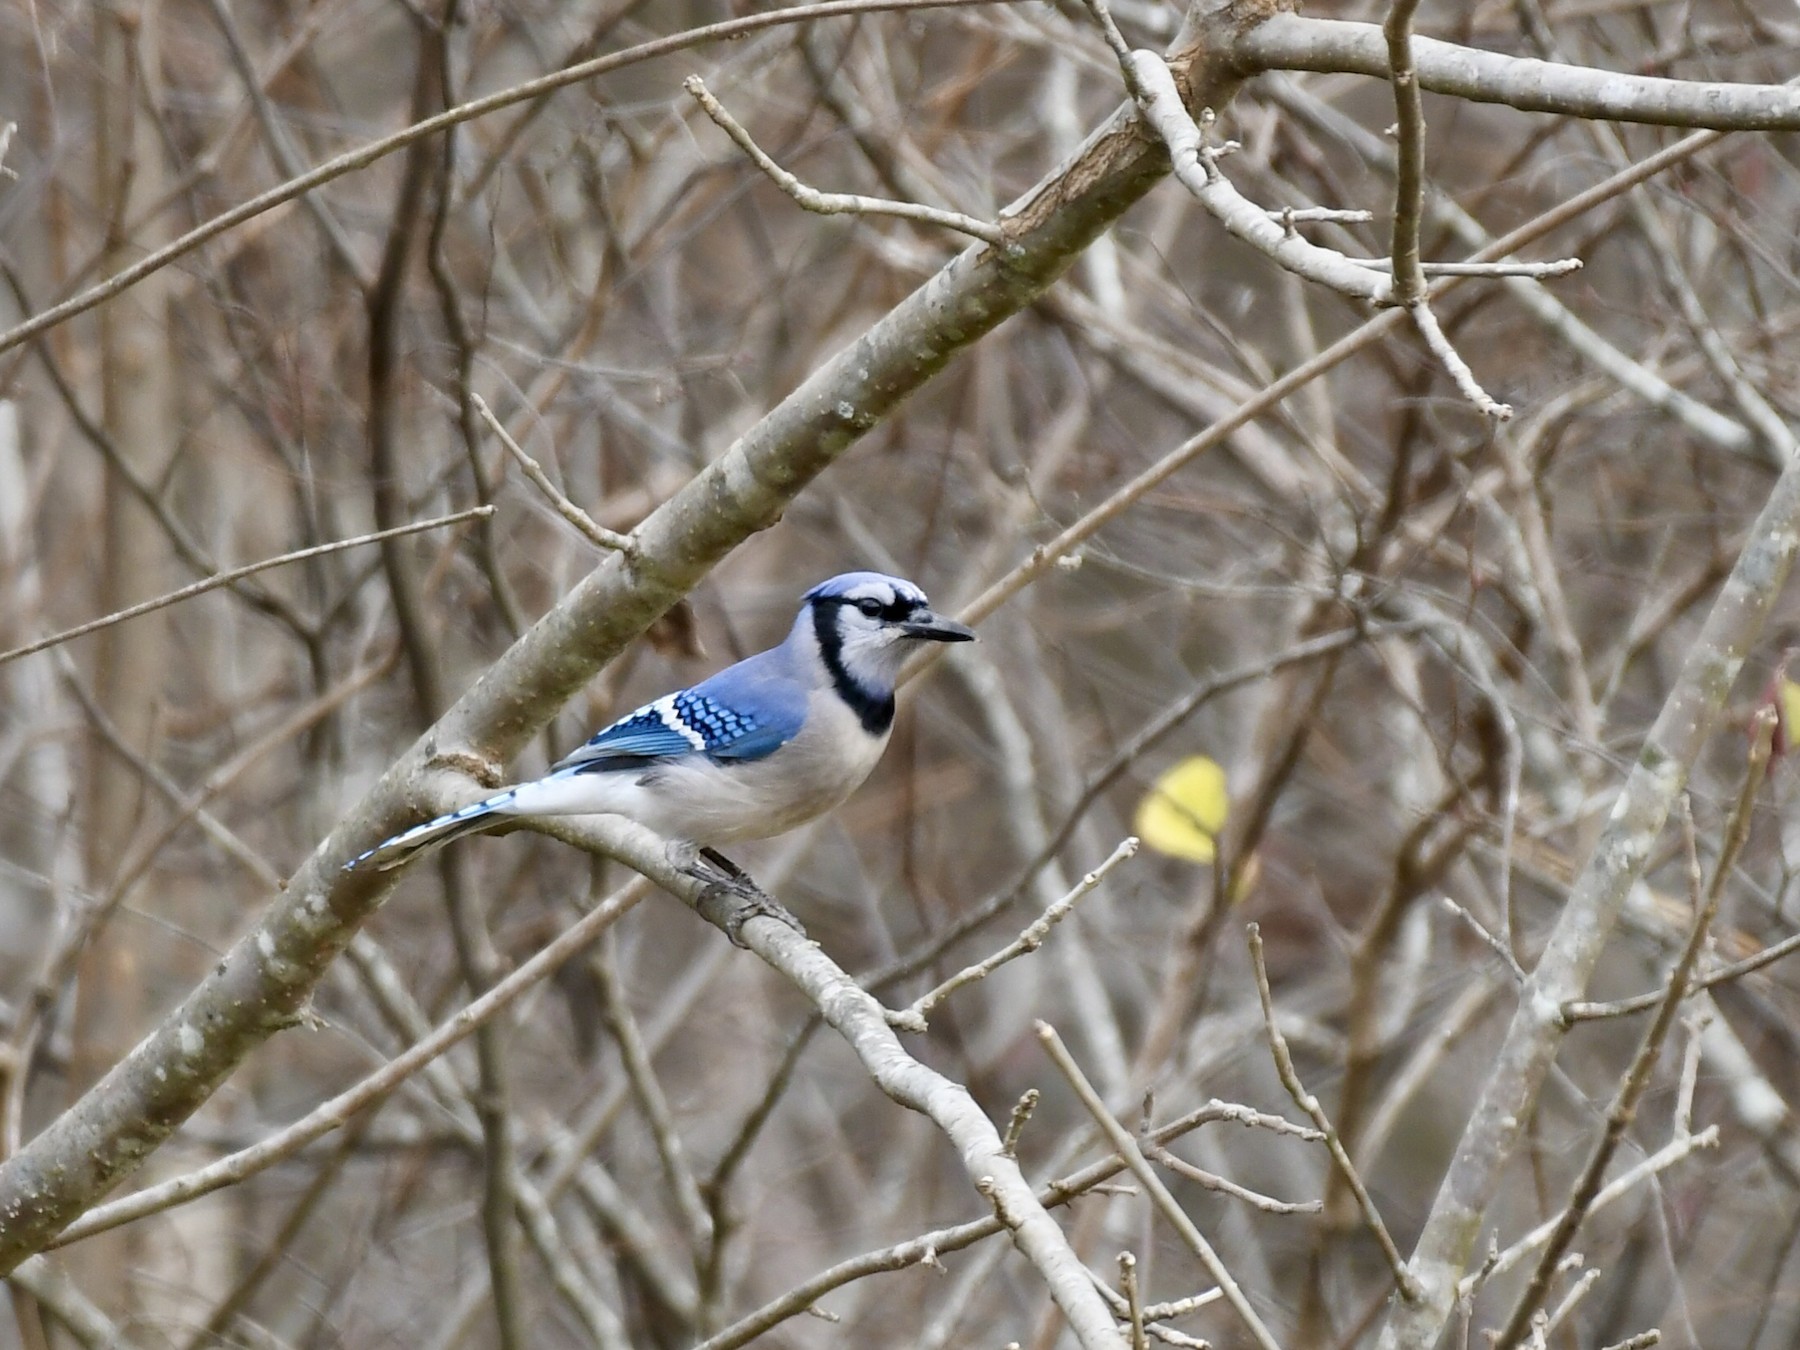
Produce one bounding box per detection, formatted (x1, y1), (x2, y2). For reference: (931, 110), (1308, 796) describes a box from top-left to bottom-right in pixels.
(1673, 1013), (1705, 1138)
(590, 942), (713, 1254)
(1035, 1021), (1287, 1350)
(1458, 1128), (1719, 1297)
(1002, 1089), (1040, 1158)
(1199, 1101), (1324, 1142)
(1406, 297), (1513, 419)
(1139, 1327), (1211, 1349)
(0, 123), (16, 182)
(897, 838), (1138, 1029)
(1344, 257), (1580, 277)
(1384, 0), (1427, 305)
(1269, 206), (1373, 225)
(1144, 1142), (1321, 1216)
(0, 506), (493, 669)
(1493, 728), (1773, 1348)
(685, 76), (1006, 247)
(1564, 927), (1800, 1022)
(471, 393), (633, 552)
(1440, 894), (1526, 982)
(1104, 5), (1515, 420)
(1246, 925), (1422, 1302)
(1138, 1291), (1223, 1320)
(1542, 1268), (1602, 1339)
(1088, 1273), (1219, 1349)
(1080, 0), (1139, 83)
(6, 1258), (134, 1350)
(1119, 1253), (1147, 1350)
(944, 114), (1745, 645)
(695, 1100), (1234, 1350)
(1119, 53), (1390, 304)
(1266, 75), (1755, 458)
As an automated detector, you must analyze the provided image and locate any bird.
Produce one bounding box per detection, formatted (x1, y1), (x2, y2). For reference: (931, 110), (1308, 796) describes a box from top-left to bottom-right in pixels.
(347, 572), (976, 914)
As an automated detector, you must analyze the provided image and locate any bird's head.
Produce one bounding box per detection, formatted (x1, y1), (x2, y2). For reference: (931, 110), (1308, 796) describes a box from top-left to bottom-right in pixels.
(802, 571), (975, 695)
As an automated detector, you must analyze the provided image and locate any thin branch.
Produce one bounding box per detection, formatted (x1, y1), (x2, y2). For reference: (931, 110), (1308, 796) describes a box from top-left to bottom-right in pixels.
(49, 879), (652, 1247)
(5, 1259), (136, 1350)
(1440, 894), (1526, 983)
(1456, 1127), (1719, 1298)
(1266, 75), (1756, 459)
(1036, 1021), (1287, 1350)
(1542, 1268), (1602, 1341)
(590, 940), (713, 1255)
(1144, 1142), (1321, 1216)
(1120, 53), (1390, 304)
(945, 113), (1746, 638)
(896, 837), (1138, 1029)
(526, 821), (1132, 1349)
(1406, 292), (1513, 419)
(1377, 219), (1800, 1350)
(695, 1100), (1238, 1350)
(471, 392), (633, 552)
(0, 0), (1009, 360)
(1383, 0), (1426, 306)
(1239, 15), (1800, 130)
(1002, 1088), (1041, 1158)
(1344, 258), (1581, 277)
(0, 506), (492, 669)
(685, 77), (1007, 246)
(1246, 925), (1422, 1302)
(1493, 727), (1773, 1348)
(1119, 1253), (1147, 1350)
(1268, 206), (1373, 225)
(1565, 926), (1800, 1021)
(1673, 1014), (1705, 1139)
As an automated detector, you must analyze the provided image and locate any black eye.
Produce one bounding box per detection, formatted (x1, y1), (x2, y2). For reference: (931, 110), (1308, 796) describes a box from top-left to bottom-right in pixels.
(856, 599), (883, 617)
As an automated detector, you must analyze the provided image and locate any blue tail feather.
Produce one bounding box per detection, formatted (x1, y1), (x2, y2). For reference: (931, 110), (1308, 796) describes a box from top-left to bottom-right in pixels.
(345, 787), (518, 872)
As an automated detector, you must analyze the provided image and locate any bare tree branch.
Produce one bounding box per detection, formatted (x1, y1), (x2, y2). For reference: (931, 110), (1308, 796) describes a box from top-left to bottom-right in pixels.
(1241, 15), (1800, 129)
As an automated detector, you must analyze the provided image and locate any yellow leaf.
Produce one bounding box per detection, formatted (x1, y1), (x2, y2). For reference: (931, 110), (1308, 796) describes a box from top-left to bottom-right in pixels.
(1781, 678), (1800, 751)
(1135, 756), (1230, 864)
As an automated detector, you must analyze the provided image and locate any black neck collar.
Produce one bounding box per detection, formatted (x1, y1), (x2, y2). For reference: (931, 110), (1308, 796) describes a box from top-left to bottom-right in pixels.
(812, 601), (895, 735)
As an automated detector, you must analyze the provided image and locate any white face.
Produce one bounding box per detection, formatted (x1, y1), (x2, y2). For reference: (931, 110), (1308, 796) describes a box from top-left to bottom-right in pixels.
(830, 579), (929, 683)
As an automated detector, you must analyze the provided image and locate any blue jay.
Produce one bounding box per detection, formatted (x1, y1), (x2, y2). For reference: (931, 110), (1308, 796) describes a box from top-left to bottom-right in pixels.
(349, 574), (975, 907)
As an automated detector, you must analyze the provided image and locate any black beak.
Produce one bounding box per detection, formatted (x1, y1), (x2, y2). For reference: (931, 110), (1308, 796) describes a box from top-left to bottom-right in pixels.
(900, 609), (977, 643)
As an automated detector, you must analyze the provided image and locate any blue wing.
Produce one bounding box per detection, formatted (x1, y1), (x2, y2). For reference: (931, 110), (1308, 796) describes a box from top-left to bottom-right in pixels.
(553, 651), (807, 773)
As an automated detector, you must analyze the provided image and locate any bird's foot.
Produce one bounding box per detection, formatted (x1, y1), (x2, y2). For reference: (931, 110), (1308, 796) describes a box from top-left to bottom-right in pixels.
(676, 846), (807, 947)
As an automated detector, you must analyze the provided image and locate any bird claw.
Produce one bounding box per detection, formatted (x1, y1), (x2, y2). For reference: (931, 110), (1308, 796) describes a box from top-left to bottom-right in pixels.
(678, 849), (807, 947)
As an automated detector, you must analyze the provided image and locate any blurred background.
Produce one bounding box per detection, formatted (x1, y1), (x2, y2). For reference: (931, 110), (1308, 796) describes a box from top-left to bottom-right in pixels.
(4, 0), (1800, 1345)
